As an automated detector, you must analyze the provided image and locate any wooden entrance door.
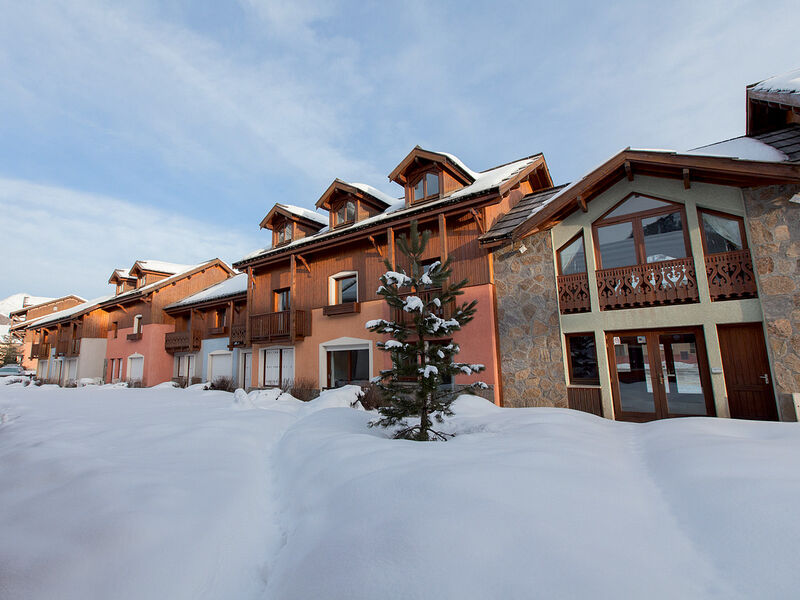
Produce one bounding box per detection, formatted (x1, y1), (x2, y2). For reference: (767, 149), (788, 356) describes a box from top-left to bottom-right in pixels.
(607, 327), (715, 421)
(717, 323), (778, 421)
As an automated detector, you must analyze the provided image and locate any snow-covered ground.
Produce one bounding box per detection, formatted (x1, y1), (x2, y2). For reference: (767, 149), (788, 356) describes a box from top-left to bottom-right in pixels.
(1, 383), (799, 599)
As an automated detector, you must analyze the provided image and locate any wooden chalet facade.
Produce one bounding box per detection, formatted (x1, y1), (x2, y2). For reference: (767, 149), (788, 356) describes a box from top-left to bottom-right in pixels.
(233, 147), (554, 402)
(9, 295), (85, 371)
(100, 260), (234, 386)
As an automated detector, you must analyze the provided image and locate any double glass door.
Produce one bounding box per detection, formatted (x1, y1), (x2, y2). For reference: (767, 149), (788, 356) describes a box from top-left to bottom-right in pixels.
(607, 328), (714, 421)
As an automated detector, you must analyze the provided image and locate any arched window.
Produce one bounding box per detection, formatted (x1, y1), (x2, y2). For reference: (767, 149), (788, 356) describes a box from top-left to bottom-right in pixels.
(593, 194), (689, 268)
(411, 171), (441, 203)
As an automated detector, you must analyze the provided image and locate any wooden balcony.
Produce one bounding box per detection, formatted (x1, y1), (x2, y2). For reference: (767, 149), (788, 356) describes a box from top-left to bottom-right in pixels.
(55, 339), (70, 356)
(164, 330), (202, 353)
(30, 342), (50, 359)
(705, 249), (758, 301)
(207, 325), (229, 337)
(67, 339), (80, 357)
(596, 257), (699, 311)
(229, 324), (246, 348)
(391, 288), (453, 326)
(322, 302), (361, 316)
(249, 310), (309, 343)
(557, 273), (591, 314)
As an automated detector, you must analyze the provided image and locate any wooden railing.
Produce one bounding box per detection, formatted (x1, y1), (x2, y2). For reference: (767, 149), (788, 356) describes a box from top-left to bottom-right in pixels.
(557, 273), (591, 314)
(392, 288), (453, 325)
(249, 310), (309, 343)
(56, 339), (70, 356)
(705, 249), (758, 301)
(207, 325), (229, 336)
(596, 257), (699, 310)
(164, 330), (202, 353)
(567, 386), (603, 417)
(229, 324), (246, 347)
(67, 339), (80, 356)
(30, 342), (50, 359)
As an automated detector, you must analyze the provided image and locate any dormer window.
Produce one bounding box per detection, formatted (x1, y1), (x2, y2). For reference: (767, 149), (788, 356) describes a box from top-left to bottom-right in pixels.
(411, 171), (440, 203)
(334, 200), (356, 227)
(138, 275), (146, 288)
(276, 221), (293, 245)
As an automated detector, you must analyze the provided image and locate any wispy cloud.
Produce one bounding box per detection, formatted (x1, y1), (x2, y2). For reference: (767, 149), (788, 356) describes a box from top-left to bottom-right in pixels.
(0, 177), (263, 299)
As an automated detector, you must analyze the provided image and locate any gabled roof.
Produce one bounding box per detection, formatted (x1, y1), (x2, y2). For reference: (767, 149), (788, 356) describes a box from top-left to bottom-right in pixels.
(235, 153), (552, 268)
(389, 146), (478, 185)
(688, 125), (800, 163)
(750, 67), (800, 96)
(511, 148), (800, 240)
(8, 295), (85, 318)
(130, 260), (196, 277)
(24, 295), (114, 329)
(99, 260), (234, 307)
(165, 273), (247, 312)
(480, 185), (569, 245)
(108, 268), (135, 284)
(315, 179), (399, 211)
(259, 203), (328, 230)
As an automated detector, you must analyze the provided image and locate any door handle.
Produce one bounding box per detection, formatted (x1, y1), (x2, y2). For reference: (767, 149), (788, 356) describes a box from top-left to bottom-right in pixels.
(760, 373), (770, 385)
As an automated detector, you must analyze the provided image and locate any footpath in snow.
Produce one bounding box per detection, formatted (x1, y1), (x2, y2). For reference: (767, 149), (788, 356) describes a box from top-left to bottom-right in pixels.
(1, 382), (799, 599)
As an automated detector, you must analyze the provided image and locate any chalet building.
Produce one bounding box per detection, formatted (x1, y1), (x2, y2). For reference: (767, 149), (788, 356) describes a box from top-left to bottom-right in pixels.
(163, 273), (248, 387)
(99, 260), (234, 386)
(9, 295), (85, 371)
(485, 68), (800, 421)
(233, 147), (554, 403)
(26, 296), (112, 384)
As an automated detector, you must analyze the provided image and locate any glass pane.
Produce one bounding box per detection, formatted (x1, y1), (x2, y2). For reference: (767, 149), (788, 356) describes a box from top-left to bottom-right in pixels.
(702, 213), (743, 253)
(352, 349), (369, 380)
(606, 194), (672, 219)
(597, 222), (636, 268)
(425, 172), (439, 197)
(276, 290), (290, 311)
(330, 351), (349, 387)
(659, 333), (707, 415)
(567, 335), (599, 383)
(642, 212), (686, 263)
(413, 179), (424, 201)
(346, 201), (355, 221)
(559, 237), (586, 274)
(613, 335), (656, 413)
(337, 276), (358, 303)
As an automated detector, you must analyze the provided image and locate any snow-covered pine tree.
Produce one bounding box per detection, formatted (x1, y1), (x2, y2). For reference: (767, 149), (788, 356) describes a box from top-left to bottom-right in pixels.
(365, 220), (486, 441)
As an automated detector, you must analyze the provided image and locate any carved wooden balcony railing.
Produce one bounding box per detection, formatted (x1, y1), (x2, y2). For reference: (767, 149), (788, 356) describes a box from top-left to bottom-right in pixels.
(391, 288), (454, 326)
(705, 249), (758, 301)
(249, 310), (309, 343)
(30, 342), (50, 359)
(164, 330), (202, 353)
(557, 273), (591, 314)
(229, 324), (246, 348)
(596, 257), (699, 310)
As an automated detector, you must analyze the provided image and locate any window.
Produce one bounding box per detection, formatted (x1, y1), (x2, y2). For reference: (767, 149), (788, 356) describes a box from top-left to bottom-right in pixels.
(594, 194), (689, 268)
(334, 201), (356, 227)
(112, 322), (118, 339)
(215, 308), (227, 328)
(327, 349), (369, 387)
(557, 235), (587, 275)
(411, 171), (441, 203)
(133, 314), (143, 334)
(699, 210), (746, 254)
(138, 275), (146, 288)
(277, 221), (292, 245)
(566, 334), (599, 385)
(333, 273), (358, 304)
(274, 288), (291, 312)
(116, 283), (123, 295)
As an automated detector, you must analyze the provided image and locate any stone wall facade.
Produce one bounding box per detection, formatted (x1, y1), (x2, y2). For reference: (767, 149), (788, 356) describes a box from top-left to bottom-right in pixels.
(743, 183), (800, 420)
(492, 231), (566, 408)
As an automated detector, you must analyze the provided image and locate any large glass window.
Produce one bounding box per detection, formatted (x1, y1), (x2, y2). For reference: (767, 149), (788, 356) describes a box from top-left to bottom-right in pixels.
(700, 211), (745, 254)
(642, 212), (687, 263)
(328, 349), (369, 387)
(596, 222), (636, 268)
(334, 201), (355, 226)
(557, 235), (587, 274)
(566, 334), (599, 384)
(411, 171), (441, 202)
(335, 274), (358, 303)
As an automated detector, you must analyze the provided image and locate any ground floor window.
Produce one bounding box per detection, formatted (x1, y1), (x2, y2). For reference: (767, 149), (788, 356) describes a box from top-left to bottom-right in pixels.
(565, 334), (599, 385)
(174, 354), (196, 381)
(327, 349), (369, 387)
(208, 352), (233, 385)
(262, 348), (294, 387)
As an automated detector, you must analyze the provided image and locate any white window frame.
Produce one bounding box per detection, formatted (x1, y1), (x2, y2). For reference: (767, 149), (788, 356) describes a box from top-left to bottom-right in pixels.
(318, 337), (373, 389)
(328, 271), (358, 305)
(127, 353), (144, 383)
(133, 314), (143, 334)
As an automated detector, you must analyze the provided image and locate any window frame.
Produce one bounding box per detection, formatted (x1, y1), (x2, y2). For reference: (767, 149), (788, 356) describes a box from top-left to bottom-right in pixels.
(332, 199), (356, 228)
(697, 208), (748, 255)
(592, 193), (691, 269)
(273, 288), (291, 312)
(409, 170), (442, 204)
(132, 314), (143, 334)
(329, 271), (358, 305)
(556, 232), (588, 276)
(275, 220), (293, 246)
(565, 332), (600, 386)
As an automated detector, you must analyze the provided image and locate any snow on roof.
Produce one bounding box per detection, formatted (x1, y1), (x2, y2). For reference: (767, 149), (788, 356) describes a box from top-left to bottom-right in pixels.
(752, 67), (800, 95)
(111, 261), (215, 302)
(277, 204), (328, 226)
(450, 157), (538, 200)
(113, 268), (133, 279)
(349, 183), (403, 207)
(435, 151), (480, 179)
(28, 295), (115, 328)
(135, 260), (196, 275)
(167, 274), (247, 309)
(686, 136), (788, 163)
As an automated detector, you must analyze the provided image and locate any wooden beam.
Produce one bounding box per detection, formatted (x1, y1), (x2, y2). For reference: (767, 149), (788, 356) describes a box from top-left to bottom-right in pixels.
(469, 208), (485, 234)
(578, 195), (588, 213)
(624, 161), (633, 181)
(290, 255), (296, 344)
(368, 235), (384, 259)
(683, 168), (691, 189)
(245, 267), (253, 346)
(438, 213), (448, 263)
(387, 227), (396, 270)
(296, 254), (311, 273)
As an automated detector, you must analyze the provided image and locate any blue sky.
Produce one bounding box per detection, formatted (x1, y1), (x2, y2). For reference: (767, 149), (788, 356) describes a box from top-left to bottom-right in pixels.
(0, 0), (797, 300)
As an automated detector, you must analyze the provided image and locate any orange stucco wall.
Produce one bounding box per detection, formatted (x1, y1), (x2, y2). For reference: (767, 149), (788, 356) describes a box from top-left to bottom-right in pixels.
(250, 283), (501, 404)
(105, 323), (175, 387)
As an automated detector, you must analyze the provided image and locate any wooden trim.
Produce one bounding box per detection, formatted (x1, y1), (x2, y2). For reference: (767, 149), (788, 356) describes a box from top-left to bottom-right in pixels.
(387, 227), (396, 270)
(683, 168), (691, 189)
(564, 332), (600, 386)
(624, 160), (633, 181)
(555, 232), (587, 276)
(322, 302), (361, 316)
(469, 208), (485, 234)
(696, 208), (748, 254)
(438, 213), (448, 265)
(368, 235), (384, 258)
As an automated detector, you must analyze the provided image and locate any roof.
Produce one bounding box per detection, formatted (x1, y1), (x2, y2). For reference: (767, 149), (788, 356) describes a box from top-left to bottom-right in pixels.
(315, 179), (400, 210)
(480, 185), (569, 244)
(259, 203), (328, 230)
(108, 268), (134, 283)
(132, 260), (196, 275)
(751, 68), (800, 95)
(100, 260), (233, 306)
(389, 146), (478, 185)
(688, 126), (800, 163)
(511, 148), (800, 240)
(236, 154), (549, 268)
(25, 295), (114, 329)
(8, 294), (85, 318)
(165, 273), (247, 310)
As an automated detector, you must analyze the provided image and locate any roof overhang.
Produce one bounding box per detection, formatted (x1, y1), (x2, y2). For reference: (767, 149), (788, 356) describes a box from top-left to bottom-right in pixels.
(388, 146), (476, 186)
(258, 205), (326, 231)
(315, 179), (391, 211)
(513, 149), (800, 240)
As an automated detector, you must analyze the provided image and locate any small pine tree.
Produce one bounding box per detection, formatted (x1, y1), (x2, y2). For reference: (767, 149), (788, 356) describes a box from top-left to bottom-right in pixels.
(0, 334), (21, 366)
(366, 220), (487, 441)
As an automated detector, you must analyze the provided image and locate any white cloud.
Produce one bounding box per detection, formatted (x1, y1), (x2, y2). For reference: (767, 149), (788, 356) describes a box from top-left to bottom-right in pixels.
(0, 177), (264, 299)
